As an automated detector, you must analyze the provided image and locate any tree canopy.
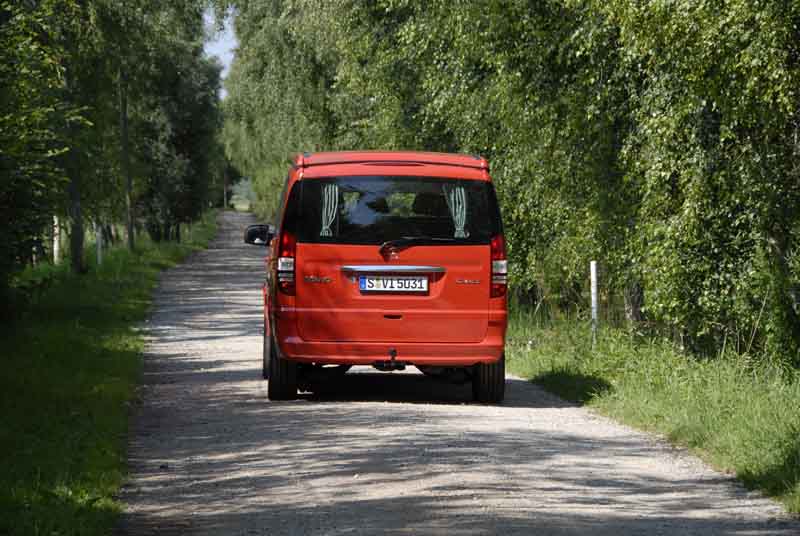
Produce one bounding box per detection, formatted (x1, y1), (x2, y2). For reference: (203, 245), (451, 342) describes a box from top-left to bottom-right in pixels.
(1, 0), (225, 306)
(221, 0), (800, 364)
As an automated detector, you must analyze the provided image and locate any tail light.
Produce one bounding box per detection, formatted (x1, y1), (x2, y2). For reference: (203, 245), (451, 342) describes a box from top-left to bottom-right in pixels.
(490, 234), (507, 298)
(277, 230), (296, 295)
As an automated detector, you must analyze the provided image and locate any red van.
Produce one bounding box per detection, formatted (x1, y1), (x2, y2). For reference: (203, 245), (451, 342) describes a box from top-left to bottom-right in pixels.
(245, 151), (507, 402)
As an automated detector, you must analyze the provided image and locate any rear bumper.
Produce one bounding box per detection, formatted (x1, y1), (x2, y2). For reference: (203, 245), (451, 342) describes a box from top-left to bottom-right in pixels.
(277, 331), (505, 366)
(271, 302), (506, 367)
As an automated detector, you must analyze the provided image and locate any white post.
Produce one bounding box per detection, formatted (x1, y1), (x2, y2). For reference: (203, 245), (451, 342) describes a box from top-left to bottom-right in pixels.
(590, 260), (598, 347)
(95, 221), (103, 266)
(53, 215), (61, 264)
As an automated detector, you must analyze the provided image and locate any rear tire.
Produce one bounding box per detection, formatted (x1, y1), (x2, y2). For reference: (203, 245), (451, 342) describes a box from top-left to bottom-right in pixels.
(267, 334), (297, 400)
(472, 354), (505, 403)
(261, 322), (270, 380)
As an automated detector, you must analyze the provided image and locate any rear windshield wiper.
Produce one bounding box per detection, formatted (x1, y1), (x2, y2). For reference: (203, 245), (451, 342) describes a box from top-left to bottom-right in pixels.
(379, 236), (456, 256)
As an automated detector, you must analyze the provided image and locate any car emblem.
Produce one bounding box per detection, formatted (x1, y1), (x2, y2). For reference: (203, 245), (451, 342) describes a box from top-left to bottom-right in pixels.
(456, 279), (481, 285)
(380, 246), (400, 261)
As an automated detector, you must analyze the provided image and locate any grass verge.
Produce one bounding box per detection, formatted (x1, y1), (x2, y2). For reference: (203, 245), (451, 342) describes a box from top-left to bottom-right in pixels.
(0, 212), (217, 535)
(506, 308), (800, 514)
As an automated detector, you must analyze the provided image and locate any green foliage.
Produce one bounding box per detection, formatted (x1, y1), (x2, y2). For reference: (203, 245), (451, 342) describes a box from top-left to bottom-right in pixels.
(135, 43), (222, 240)
(606, 0), (800, 359)
(223, 0), (800, 364)
(506, 309), (800, 513)
(0, 1), (75, 298)
(0, 0), (225, 307)
(0, 211), (217, 536)
(220, 0), (334, 218)
(230, 176), (256, 211)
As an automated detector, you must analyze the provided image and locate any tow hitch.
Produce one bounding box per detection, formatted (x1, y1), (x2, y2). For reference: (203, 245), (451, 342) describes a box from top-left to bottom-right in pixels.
(373, 348), (406, 371)
(372, 361), (407, 371)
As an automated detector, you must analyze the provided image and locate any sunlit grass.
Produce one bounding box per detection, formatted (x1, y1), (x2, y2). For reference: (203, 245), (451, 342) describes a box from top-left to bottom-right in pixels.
(0, 212), (217, 535)
(506, 306), (800, 514)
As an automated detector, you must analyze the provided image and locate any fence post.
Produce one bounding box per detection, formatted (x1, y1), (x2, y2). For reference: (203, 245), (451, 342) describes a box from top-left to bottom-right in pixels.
(590, 260), (598, 348)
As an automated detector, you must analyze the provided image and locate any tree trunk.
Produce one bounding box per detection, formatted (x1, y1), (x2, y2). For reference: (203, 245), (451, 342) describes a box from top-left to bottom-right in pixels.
(147, 221), (162, 242)
(119, 71), (134, 251)
(223, 168), (228, 208)
(175, 222), (181, 243)
(53, 215), (61, 264)
(624, 282), (643, 323)
(68, 171), (85, 274)
(103, 224), (114, 246)
(33, 240), (46, 267)
(94, 221), (102, 266)
(768, 233), (800, 363)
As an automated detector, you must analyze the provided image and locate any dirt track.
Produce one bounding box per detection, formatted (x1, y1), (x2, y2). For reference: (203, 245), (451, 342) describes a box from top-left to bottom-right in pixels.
(117, 211), (798, 535)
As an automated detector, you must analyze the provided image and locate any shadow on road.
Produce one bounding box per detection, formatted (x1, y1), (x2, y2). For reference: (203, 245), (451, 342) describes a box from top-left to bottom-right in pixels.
(300, 371), (574, 409)
(118, 212), (798, 536)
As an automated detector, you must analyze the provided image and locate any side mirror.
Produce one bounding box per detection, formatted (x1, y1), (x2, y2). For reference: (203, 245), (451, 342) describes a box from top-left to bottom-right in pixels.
(244, 224), (275, 246)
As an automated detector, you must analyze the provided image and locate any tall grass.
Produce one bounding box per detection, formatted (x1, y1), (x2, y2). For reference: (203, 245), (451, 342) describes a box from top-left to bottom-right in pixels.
(0, 212), (217, 536)
(506, 306), (800, 514)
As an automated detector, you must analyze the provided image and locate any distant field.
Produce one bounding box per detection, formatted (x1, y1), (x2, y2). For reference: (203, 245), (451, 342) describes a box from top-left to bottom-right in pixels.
(232, 199), (252, 212)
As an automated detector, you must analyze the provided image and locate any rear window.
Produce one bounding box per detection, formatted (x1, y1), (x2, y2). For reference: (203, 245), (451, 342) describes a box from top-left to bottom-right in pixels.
(283, 176), (501, 245)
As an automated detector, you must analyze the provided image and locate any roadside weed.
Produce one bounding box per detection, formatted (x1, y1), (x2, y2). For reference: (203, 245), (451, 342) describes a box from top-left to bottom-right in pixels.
(506, 309), (800, 514)
(0, 212), (217, 535)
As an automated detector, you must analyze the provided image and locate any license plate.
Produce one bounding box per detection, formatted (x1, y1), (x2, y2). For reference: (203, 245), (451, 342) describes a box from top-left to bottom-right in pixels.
(359, 275), (428, 293)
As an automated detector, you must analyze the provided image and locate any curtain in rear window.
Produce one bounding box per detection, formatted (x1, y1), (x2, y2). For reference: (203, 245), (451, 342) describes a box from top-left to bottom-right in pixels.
(289, 176), (499, 245)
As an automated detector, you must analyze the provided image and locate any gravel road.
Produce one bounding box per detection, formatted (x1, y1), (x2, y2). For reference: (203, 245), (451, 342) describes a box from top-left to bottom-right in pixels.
(117, 211), (798, 535)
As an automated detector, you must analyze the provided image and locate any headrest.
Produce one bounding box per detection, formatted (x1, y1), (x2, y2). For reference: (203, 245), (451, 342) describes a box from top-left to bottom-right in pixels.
(365, 197), (389, 213)
(412, 192), (448, 216)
